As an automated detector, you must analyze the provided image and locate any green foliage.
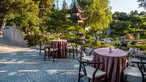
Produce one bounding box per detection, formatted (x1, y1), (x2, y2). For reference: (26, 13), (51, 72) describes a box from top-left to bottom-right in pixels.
(24, 33), (49, 47)
(45, 10), (72, 34)
(85, 0), (112, 30)
(92, 40), (101, 48)
(113, 12), (129, 21)
(110, 20), (131, 35)
(130, 44), (146, 51)
(100, 43), (112, 48)
(110, 11), (146, 37)
(130, 10), (139, 16)
(37, 0), (53, 19)
(0, 0), (41, 34)
(138, 0), (146, 9)
(77, 0), (92, 9)
(62, 0), (68, 10)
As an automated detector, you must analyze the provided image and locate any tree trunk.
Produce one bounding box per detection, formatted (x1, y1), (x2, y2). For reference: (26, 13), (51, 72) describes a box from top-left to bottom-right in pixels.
(1, 18), (7, 29)
(0, 18), (6, 37)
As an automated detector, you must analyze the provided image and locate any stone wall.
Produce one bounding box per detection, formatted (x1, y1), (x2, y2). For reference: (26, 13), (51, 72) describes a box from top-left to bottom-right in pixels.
(3, 25), (28, 47)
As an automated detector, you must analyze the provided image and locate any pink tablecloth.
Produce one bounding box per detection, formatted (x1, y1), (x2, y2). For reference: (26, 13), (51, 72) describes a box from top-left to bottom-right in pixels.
(52, 39), (67, 58)
(92, 48), (127, 82)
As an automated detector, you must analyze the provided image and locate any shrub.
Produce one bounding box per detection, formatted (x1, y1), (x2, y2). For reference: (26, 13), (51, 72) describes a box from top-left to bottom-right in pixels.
(92, 41), (101, 48)
(24, 33), (49, 47)
(100, 43), (112, 48)
(130, 44), (146, 51)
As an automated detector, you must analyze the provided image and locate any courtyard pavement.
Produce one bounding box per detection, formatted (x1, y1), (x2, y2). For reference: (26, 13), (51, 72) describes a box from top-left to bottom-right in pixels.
(0, 38), (142, 82)
(0, 38), (80, 82)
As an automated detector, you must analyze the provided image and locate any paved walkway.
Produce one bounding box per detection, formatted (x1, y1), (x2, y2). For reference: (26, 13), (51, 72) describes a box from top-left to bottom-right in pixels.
(0, 38), (30, 53)
(0, 38), (79, 82)
(0, 38), (142, 82)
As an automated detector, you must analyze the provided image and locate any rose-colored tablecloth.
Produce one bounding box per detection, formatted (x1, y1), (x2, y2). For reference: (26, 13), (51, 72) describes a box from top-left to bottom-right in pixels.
(92, 47), (127, 82)
(52, 39), (67, 58)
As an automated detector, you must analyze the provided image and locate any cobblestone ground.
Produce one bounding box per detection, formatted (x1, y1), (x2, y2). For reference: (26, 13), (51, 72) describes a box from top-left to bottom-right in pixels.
(0, 38), (142, 82)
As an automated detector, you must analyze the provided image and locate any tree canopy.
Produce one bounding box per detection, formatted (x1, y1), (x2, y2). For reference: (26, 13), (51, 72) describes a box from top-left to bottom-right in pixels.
(0, 0), (54, 34)
(85, 0), (112, 30)
(110, 11), (146, 39)
(138, 0), (146, 9)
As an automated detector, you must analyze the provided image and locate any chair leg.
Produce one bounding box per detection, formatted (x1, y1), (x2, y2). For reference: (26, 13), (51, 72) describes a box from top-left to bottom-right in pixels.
(142, 77), (145, 82)
(124, 75), (127, 82)
(78, 73), (81, 82)
(53, 55), (55, 62)
(73, 50), (75, 59)
(44, 54), (46, 61)
(91, 78), (94, 82)
(121, 72), (124, 82)
(39, 48), (41, 55)
(78, 63), (81, 82)
(143, 78), (146, 82)
(104, 74), (107, 82)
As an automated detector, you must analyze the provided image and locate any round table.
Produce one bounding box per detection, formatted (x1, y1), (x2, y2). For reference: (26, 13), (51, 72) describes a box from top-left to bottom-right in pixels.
(92, 47), (127, 82)
(51, 39), (67, 58)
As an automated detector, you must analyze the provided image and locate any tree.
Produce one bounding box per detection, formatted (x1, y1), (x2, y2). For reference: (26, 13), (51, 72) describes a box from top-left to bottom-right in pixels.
(130, 16), (146, 39)
(113, 12), (129, 21)
(77, 0), (92, 9)
(139, 11), (146, 16)
(35, 0), (54, 33)
(138, 0), (146, 9)
(110, 20), (131, 36)
(0, 0), (40, 33)
(130, 10), (139, 16)
(110, 10), (146, 39)
(86, 0), (112, 30)
(45, 9), (72, 35)
(62, 0), (68, 10)
(37, 0), (54, 19)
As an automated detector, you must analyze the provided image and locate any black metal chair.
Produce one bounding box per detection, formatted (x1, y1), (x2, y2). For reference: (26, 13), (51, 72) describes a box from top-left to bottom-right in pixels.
(39, 41), (45, 55)
(131, 61), (146, 82)
(77, 59), (107, 82)
(78, 45), (94, 61)
(44, 42), (58, 62)
(66, 42), (76, 59)
(122, 54), (146, 82)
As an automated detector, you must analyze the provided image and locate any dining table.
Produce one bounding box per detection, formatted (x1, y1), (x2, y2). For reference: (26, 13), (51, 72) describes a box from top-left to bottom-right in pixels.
(51, 39), (67, 58)
(92, 47), (127, 82)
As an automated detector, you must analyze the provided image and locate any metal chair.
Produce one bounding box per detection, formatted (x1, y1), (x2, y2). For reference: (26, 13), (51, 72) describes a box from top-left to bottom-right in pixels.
(122, 54), (146, 82)
(66, 42), (76, 59)
(132, 61), (146, 82)
(79, 46), (94, 61)
(77, 59), (107, 82)
(44, 42), (58, 62)
(126, 48), (141, 66)
(39, 41), (45, 55)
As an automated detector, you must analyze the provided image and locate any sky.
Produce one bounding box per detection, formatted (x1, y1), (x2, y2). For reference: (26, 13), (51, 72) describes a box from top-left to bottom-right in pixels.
(58, 0), (145, 13)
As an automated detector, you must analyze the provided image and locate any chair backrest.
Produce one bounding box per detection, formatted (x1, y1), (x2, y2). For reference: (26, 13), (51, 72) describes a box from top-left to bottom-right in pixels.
(45, 42), (58, 52)
(80, 46), (94, 57)
(127, 48), (139, 60)
(136, 62), (146, 81)
(77, 59), (89, 76)
(77, 59), (104, 76)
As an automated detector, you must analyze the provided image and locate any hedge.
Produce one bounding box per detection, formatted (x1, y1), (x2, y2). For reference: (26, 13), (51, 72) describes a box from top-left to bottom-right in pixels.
(130, 44), (146, 51)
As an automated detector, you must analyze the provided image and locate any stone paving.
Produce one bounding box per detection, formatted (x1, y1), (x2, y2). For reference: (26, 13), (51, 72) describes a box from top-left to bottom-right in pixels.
(0, 49), (80, 82)
(0, 38), (142, 82)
